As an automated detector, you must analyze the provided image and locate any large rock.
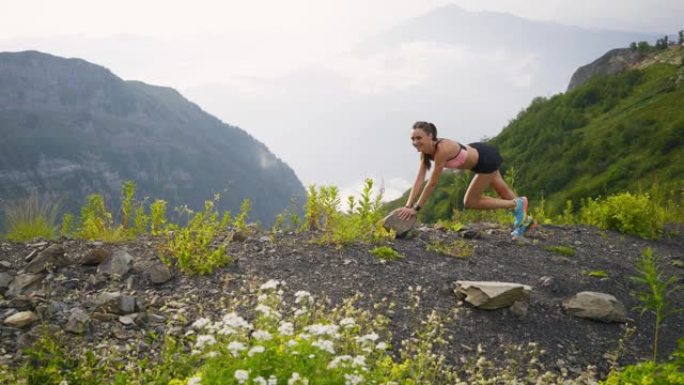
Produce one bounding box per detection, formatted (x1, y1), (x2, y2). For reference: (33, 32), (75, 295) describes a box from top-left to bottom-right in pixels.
(455, 281), (532, 309)
(4, 311), (39, 328)
(97, 250), (133, 277)
(6, 273), (44, 297)
(562, 292), (627, 323)
(79, 248), (111, 266)
(25, 244), (69, 274)
(382, 208), (416, 238)
(148, 263), (172, 284)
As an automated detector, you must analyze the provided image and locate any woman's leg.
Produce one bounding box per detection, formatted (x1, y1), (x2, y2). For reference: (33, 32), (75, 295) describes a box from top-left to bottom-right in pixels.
(464, 172), (516, 210)
(491, 170), (516, 200)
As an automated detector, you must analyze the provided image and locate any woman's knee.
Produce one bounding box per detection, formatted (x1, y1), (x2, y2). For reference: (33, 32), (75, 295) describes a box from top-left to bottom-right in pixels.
(463, 197), (479, 209)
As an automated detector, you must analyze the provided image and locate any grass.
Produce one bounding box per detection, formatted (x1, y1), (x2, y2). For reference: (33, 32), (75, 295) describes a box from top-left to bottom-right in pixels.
(370, 245), (404, 261)
(584, 270), (609, 279)
(427, 239), (474, 259)
(2, 192), (59, 242)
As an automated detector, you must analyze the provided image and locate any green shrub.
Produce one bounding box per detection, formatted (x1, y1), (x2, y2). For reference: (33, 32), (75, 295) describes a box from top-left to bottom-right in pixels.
(3, 192), (59, 241)
(150, 199), (168, 236)
(580, 192), (665, 239)
(78, 193), (126, 242)
(601, 339), (684, 385)
(161, 200), (231, 275)
(371, 245), (404, 261)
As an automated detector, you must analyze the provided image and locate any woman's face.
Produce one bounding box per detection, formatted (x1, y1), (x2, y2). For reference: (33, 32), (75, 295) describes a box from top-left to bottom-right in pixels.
(410, 128), (433, 153)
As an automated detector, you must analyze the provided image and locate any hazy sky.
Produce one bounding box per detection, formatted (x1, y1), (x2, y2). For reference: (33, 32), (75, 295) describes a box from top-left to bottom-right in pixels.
(2, 1), (683, 200)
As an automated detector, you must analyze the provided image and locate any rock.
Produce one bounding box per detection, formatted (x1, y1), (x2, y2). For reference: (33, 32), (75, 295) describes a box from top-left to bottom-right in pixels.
(3, 311), (39, 328)
(80, 248), (111, 266)
(65, 308), (91, 334)
(0, 272), (12, 292)
(97, 250), (133, 277)
(454, 281), (532, 309)
(93, 292), (137, 315)
(382, 208), (416, 238)
(25, 244), (69, 273)
(148, 263), (172, 284)
(6, 274), (44, 297)
(0, 261), (11, 269)
(510, 300), (528, 318)
(562, 291), (627, 323)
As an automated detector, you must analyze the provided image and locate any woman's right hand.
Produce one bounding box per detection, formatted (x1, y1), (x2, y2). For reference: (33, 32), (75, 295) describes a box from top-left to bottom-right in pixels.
(397, 207), (417, 221)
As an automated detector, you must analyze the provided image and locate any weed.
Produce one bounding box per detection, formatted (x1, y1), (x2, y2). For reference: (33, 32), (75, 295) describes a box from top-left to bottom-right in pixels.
(585, 270), (609, 278)
(580, 192), (665, 239)
(371, 245), (404, 261)
(150, 199), (168, 236)
(631, 247), (683, 362)
(427, 239), (474, 259)
(544, 245), (576, 257)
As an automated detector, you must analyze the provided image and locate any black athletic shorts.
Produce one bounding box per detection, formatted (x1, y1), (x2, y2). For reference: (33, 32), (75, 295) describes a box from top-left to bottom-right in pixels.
(468, 142), (503, 174)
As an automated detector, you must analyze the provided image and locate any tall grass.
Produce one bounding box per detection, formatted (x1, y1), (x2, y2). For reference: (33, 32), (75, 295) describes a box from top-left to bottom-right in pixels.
(2, 192), (60, 242)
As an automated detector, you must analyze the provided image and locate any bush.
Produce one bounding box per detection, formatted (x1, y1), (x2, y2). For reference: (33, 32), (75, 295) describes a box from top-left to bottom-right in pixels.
(161, 200), (231, 275)
(3, 192), (59, 242)
(579, 192), (665, 239)
(601, 339), (684, 385)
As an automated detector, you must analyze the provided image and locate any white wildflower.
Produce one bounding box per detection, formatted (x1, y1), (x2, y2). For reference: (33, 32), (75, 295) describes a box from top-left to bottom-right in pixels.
(222, 312), (252, 330)
(294, 308), (308, 317)
(257, 294), (268, 302)
(376, 342), (388, 351)
(218, 326), (236, 335)
(339, 317), (356, 328)
(356, 333), (379, 344)
(327, 355), (352, 369)
(294, 290), (312, 304)
(195, 335), (216, 349)
(228, 341), (247, 356)
(287, 372), (309, 385)
(255, 304), (281, 319)
(278, 321), (294, 336)
(287, 339), (299, 347)
(187, 376), (202, 385)
(352, 355), (367, 368)
(254, 377), (267, 385)
(206, 351), (218, 358)
(253, 329), (273, 341)
(312, 339), (336, 354)
(248, 345), (265, 356)
(268, 375), (278, 385)
(304, 324), (340, 338)
(344, 373), (364, 385)
(234, 369), (250, 384)
(260, 279), (281, 291)
(191, 317), (211, 330)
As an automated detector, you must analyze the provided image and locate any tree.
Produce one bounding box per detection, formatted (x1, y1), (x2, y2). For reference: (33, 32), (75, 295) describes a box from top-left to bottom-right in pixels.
(679, 30), (683, 45)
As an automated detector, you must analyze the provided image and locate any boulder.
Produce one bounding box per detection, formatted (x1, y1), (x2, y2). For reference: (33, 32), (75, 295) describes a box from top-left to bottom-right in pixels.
(382, 208), (416, 238)
(562, 292), (627, 323)
(4, 311), (39, 328)
(25, 244), (69, 273)
(455, 281), (532, 309)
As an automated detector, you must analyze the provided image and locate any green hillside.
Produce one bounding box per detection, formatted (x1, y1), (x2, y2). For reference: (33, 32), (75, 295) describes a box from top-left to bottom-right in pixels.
(386, 45), (684, 221)
(492, 45), (684, 212)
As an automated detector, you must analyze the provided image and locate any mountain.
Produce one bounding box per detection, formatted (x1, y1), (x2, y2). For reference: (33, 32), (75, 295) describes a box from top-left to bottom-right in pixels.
(0, 51), (306, 226)
(384, 44), (684, 220)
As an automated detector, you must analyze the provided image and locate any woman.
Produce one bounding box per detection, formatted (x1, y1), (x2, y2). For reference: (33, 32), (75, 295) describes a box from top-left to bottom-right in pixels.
(397, 121), (534, 237)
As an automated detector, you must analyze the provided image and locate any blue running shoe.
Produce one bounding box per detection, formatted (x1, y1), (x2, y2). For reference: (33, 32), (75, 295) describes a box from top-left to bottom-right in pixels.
(513, 196), (528, 227)
(511, 215), (536, 238)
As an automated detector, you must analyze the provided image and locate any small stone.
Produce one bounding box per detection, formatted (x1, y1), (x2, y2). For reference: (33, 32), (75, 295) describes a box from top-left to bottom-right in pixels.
(80, 248), (111, 266)
(4, 311), (39, 328)
(65, 308), (91, 334)
(148, 264), (172, 284)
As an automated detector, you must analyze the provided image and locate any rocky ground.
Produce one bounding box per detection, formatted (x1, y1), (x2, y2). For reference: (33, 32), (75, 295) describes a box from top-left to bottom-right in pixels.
(1, 223), (683, 379)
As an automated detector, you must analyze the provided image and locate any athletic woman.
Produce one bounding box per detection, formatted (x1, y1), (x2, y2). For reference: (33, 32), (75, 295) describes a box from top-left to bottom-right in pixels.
(397, 121), (534, 237)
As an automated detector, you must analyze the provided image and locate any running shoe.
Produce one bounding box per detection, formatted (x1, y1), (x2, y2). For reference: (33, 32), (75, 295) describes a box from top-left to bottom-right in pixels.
(511, 215), (536, 238)
(513, 196), (528, 227)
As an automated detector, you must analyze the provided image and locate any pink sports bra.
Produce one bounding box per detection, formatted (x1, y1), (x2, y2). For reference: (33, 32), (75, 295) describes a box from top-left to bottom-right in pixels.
(440, 140), (468, 169)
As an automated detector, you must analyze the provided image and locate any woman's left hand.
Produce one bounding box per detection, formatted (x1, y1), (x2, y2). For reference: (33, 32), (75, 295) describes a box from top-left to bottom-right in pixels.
(397, 207), (417, 221)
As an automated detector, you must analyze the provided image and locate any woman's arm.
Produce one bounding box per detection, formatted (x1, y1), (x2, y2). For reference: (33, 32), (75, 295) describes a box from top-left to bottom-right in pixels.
(414, 158), (445, 209)
(405, 160), (427, 208)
